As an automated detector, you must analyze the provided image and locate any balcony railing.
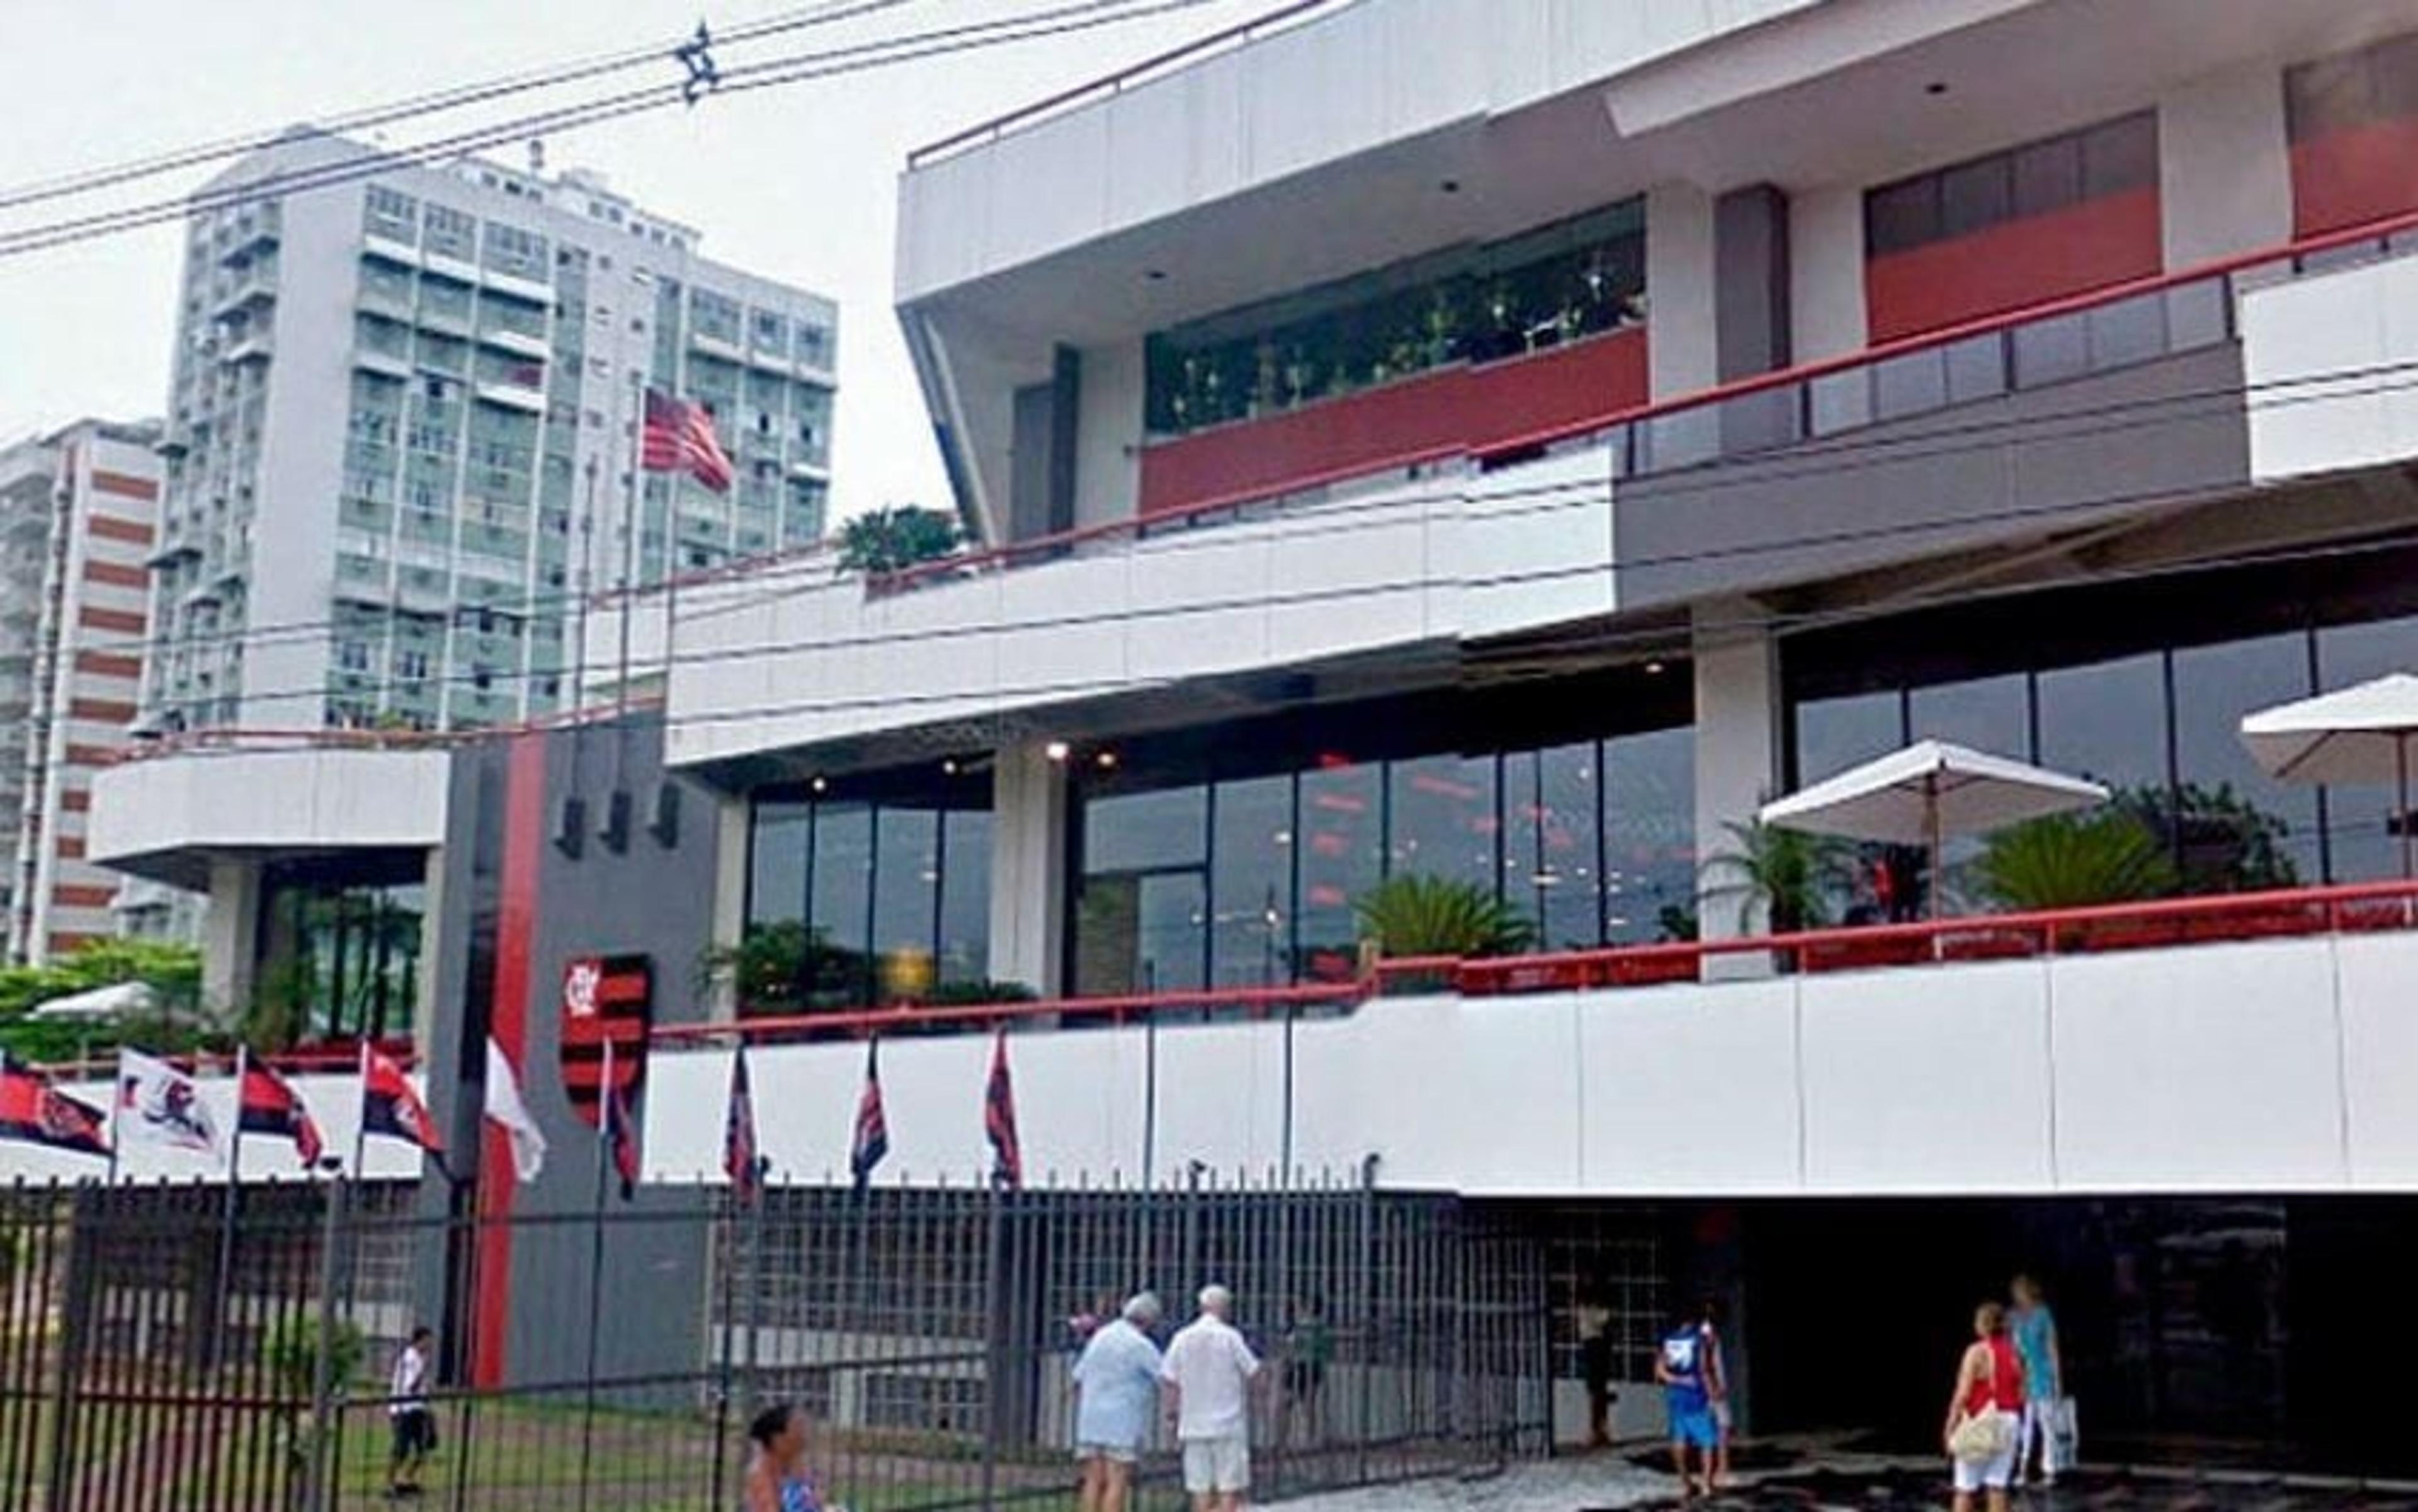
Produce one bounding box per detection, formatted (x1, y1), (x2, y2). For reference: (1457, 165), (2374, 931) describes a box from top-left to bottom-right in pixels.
(659, 878), (2418, 1048)
(866, 202), (2418, 599)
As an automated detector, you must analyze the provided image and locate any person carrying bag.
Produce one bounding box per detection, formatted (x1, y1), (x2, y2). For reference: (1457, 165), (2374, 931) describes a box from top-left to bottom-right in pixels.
(1944, 1302), (2024, 1512)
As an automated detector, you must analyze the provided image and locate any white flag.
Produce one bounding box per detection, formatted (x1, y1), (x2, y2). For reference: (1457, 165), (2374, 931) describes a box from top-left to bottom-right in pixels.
(484, 1038), (547, 1185)
(115, 1049), (220, 1155)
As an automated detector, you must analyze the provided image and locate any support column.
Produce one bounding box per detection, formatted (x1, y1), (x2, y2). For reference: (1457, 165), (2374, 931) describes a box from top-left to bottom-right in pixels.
(201, 855), (261, 1017)
(1788, 185), (1868, 363)
(2160, 60), (2291, 267)
(707, 794), (751, 1021)
(1645, 181), (1718, 400)
(1714, 185), (1791, 381)
(987, 743), (1069, 995)
(1692, 605), (1783, 973)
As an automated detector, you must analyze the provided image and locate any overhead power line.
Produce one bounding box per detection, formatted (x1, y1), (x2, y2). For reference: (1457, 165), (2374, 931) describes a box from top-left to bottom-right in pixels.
(0, 0), (1226, 259)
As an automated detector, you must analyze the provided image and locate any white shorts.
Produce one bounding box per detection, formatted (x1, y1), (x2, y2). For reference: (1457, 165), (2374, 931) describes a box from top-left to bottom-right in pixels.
(1182, 1435), (1251, 1494)
(1952, 1412), (2018, 1493)
(1077, 1442), (1139, 1466)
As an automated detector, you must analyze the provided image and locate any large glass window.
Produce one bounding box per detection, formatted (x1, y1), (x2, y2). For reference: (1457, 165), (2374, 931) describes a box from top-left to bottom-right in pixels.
(1504, 746), (1600, 950)
(2317, 615), (2418, 880)
(1210, 775), (1293, 989)
(257, 863), (424, 1042)
(1603, 727), (1697, 945)
(1295, 763), (1383, 982)
(1388, 756), (1497, 896)
(1075, 787), (1207, 997)
(1144, 200), (1645, 436)
(2171, 633), (2318, 889)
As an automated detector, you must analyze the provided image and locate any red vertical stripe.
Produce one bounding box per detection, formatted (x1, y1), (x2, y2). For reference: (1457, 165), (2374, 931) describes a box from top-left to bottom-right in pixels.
(472, 732), (547, 1389)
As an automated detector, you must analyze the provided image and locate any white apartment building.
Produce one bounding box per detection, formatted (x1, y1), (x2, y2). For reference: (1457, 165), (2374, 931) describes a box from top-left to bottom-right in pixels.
(0, 421), (161, 961)
(147, 130), (837, 734)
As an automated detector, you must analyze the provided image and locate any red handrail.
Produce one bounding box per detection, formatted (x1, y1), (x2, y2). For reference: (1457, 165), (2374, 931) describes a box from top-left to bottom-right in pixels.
(908, 0), (1354, 168)
(873, 200), (2418, 596)
(656, 880), (2418, 1047)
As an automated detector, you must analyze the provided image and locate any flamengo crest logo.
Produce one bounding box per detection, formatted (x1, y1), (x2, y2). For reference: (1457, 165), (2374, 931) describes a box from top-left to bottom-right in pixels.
(559, 954), (651, 1130)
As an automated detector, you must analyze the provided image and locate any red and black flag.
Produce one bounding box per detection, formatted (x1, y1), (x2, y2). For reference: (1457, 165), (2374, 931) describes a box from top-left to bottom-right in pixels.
(849, 1039), (888, 1195)
(640, 389), (734, 493)
(603, 1079), (641, 1202)
(984, 1030), (1021, 1191)
(722, 1048), (761, 1206)
(0, 1054), (108, 1159)
(362, 1049), (443, 1156)
(239, 1057), (325, 1168)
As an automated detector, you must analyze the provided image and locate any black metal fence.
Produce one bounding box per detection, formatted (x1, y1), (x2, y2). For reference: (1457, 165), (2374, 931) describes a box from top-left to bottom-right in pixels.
(0, 1169), (1547, 1510)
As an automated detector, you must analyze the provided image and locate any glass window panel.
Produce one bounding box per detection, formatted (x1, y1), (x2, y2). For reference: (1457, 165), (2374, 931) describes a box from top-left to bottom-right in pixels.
(1940, 156), (2012, 239)
(2012, 310), (2090, 388)
(2081, 113), (2158, 197)
(2288, 54), (2374, 142)
(2037, 653), (2169, 793)
(2087, 290), (2168, 370)
(2011, 138), (2082, 218)
(2165, 278), (2229, 351)
(1210, 775), (1295, 989)
(2171, 633), (2319, 890)
(747, 800), (807, 928)
(809, 804), (873, 1003)
(1388, 755), (1499, 895)
(938, 810), (993, 989)
(1297, 764), (1382, 982)
(1504, 746), (1602, 950)
(1867, 176), (1940, 256)
(871, 808), (939, 1004)
(1084, 786), (1206, 873)
(1602, 727), (1696, 945)
(1795, 690), (1904, 785)
(1808, 368), (1873, 436)
(2317, 615), (2418, 880)
(1910, 673), (2031, 759)
(1943, 334), (2009, 404)
(1873, 349), (1947, 420)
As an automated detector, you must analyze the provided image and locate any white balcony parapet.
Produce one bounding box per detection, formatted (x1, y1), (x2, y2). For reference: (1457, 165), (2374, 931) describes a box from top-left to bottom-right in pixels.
(91, 743), (450, 886)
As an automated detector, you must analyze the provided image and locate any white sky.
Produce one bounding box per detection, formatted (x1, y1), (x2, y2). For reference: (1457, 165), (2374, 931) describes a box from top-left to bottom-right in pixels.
(0, 0), (1269, 521)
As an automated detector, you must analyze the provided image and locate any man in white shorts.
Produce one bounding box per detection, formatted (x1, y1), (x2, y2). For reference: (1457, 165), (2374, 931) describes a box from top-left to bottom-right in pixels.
(1161, 1284), (1261, 1511)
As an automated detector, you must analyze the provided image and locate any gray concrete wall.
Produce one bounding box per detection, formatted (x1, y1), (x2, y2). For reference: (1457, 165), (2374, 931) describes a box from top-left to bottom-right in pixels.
(1615, 342), (2253, 610)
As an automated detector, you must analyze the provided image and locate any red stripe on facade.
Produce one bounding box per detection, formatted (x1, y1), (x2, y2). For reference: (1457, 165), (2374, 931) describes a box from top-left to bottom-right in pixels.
(54, 837), (84, 860)
(1137, 327), (1649, 518)
(63, 743), (116, 766)
(59, 791), (89, 814)
(78, 607), (144, 634)
(2290, 117), (2418, 237)
(87, 514), (154, 545)
(71, 652), (142, 681)
(472, 732), (548, 1390)
(1865, 185), (2163, 343)
(82, 560), (147, 589)
(88, 470), (157, 502)
(52, 884), (115, 909)
(67, 698), (137, 724)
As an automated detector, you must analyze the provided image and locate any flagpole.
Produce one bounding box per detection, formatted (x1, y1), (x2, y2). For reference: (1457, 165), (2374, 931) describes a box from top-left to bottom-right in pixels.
(350, 1040), (371, 1180)
(211, 1045), (249, 1368)
(577, 1036), (613, 1512)
(103, 1046), (122, 1188)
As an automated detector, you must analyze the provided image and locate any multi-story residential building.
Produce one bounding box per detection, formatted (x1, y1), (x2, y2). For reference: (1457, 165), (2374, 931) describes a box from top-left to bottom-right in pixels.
(0, 421), (161, 962)
(89, 0), (2418, 1477)
(146, 130), (837, 734)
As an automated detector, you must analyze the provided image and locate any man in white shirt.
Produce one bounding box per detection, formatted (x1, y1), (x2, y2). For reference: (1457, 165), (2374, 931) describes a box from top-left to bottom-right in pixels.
(1160, 1285), (1262, 1511)
(387, 1325), (436, 1499)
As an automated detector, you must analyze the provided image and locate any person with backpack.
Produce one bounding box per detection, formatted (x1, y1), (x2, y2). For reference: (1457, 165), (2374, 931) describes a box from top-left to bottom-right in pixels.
(1654, 1305), (1723, 1502)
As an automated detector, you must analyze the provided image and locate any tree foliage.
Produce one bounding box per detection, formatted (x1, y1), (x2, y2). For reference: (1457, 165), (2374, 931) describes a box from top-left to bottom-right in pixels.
(834, 505), (963, 576)
(0, 938), (207, 1063)
(1975, 809), (2180, 911)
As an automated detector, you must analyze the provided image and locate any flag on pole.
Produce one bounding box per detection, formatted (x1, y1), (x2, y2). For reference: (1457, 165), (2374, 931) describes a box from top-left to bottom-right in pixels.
(850, 1040), (888, 1195)
(362, 1048), (443, 1156)
(237, 1057), (324, 1168)
(640, 389), (734, 493)
(0, 1054), (110, 1159)
(984, 1030), (1021, 1191)
(483, 1038), (548, 1185)
(603, 1080), (640, 1201)
(722, 1048), (761, 1205)
(115, 1048), (221, 1155)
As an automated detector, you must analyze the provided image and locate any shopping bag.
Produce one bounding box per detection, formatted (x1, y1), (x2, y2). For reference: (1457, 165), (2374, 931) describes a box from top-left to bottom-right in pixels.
(2053, 1395), (2079, 1464)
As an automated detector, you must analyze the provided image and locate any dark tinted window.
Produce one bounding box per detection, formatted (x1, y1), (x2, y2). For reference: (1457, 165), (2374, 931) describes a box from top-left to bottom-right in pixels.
(1866, 176), (1940, 256)
(2286, 34), (2418, 141)
(1941, 157), (2013, 239)
(2012, 137), (2083, 218)
(2081, 114), (2159, 198)
(1867, 111), (2157, 257)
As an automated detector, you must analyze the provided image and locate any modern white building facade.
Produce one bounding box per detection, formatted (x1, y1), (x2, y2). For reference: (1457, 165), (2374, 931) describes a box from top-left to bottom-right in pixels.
(87, 0), (2418, 1467)
(147, 130), (837, 734)
(0, 421), (162, 961)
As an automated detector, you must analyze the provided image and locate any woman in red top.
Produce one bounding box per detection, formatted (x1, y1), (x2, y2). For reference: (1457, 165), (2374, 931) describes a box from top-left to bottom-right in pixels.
(1944, 1301), (2026, 1512)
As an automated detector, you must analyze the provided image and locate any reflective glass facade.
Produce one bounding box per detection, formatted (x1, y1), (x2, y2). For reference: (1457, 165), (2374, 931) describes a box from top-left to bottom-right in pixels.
(256, 857), (426, 1042)
(1070, 676), (1694, 995)
(1143, 200), (1645, 437)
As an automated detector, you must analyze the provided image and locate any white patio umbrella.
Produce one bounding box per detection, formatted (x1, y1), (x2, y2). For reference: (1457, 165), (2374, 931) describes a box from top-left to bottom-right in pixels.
(1758, 739), (2111, 916)
(2240, 672), (2418, 877)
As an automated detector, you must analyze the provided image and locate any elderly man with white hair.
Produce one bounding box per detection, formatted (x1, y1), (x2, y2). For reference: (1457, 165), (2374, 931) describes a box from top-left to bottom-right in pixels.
(1160, 1284), (1263, 1511)
(1071, 1292), (1166, 1512)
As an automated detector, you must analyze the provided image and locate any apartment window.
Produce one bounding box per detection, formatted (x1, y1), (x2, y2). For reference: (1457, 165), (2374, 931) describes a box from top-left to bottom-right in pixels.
(365, 186), (417, 242)
(334, 639), (373, 674)
(480, 222), (549, 281)
(395, 649), (429, 681)
(423, 205), (477, 262)
(751, 310), (788, 351)
(690, 288), (742, 344)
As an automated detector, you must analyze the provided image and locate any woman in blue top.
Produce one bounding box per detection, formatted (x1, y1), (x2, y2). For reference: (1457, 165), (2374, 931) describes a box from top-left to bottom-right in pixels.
(744, 1401), (825, 1512)
(2007, 1275), (2064, 1486)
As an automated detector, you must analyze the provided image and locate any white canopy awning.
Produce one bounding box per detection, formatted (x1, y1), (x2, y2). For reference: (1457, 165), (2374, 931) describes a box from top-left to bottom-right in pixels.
(1759, 739), (2109, 846)
(2240, 673), (2418, 787)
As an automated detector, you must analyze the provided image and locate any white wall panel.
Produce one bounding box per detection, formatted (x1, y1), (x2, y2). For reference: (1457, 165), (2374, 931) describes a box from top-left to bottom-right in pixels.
(1150, 1020), (1289, 1183)
(2242, 251), (2418, 484)
(92, 747), (450, 867)
(2052, 940), (2346, 1190)
(1576, 979), (1800, 1193)
(2329, 931), (2418, 1189)
(1800, 961), (2053, 1192)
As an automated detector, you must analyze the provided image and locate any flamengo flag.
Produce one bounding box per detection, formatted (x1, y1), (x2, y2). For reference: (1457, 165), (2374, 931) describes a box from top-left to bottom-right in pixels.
(984, 1030), (1022, 1191)
(723, 1049), (761, 1205)
(238, 1058), (324, 1168)
(849, 1040), (888, 1195)
(116, 1049), (220, 1155)
(362, 1049), (443, 1155)
(0, 1054), (109, 1159)
(640, 389), (734, 493)
(483, 1038), (548, 1185)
